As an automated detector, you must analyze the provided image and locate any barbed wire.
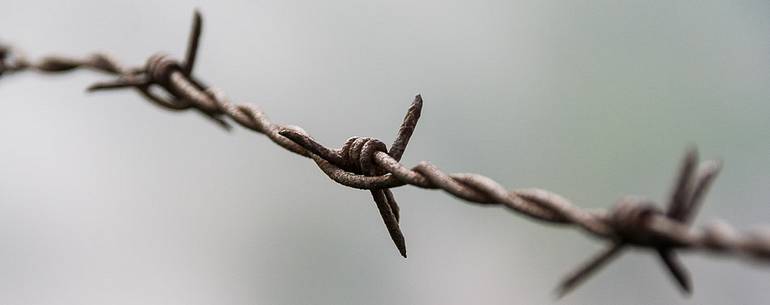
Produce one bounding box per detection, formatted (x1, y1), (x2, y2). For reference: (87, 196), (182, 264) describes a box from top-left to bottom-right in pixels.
(1, 10), (768, 298)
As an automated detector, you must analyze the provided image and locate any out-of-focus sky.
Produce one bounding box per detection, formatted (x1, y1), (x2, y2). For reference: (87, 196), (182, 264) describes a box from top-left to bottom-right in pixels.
(0, 1), (768, 304)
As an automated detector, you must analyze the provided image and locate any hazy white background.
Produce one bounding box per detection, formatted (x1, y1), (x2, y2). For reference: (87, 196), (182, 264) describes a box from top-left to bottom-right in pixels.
(1, 1), (769, 304)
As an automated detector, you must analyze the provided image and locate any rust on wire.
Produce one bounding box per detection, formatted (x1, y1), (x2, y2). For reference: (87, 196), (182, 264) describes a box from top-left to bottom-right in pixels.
(1, 10), (769, 298)
(556, 149), (722, 297)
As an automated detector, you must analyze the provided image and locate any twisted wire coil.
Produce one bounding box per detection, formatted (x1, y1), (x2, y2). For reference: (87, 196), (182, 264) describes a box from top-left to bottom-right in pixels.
(1, 10), (768, 297)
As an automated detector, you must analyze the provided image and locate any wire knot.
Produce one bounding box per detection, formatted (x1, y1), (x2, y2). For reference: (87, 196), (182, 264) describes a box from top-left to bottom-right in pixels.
(278, 95), (422, 258)
(87, 11), (233, 130)
(340, 137), (388, 176)
(608, 198), (665, 246)
(145, 54), (183, 86)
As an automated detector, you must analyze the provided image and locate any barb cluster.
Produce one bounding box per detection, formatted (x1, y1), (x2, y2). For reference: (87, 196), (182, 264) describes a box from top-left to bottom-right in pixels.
(2, 10), (769, 297)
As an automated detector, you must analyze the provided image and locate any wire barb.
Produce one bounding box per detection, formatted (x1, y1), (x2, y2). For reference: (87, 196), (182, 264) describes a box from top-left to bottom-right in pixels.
(1, 10), (769, 298)
(183, 9), (203, 75)
(556, 149), (722, 297)
(279, 96), (422, 258)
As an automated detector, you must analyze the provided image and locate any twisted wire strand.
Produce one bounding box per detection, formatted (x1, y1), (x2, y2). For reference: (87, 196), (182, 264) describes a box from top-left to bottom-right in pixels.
(1, 10), (769, 297)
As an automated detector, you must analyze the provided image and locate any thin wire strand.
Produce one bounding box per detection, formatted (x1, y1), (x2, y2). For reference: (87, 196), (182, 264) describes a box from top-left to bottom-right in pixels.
(1, 11), (768, 298)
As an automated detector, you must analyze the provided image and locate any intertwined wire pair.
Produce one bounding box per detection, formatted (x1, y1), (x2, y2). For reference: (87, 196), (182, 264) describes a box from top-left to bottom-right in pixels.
(1, 10), (768, 298)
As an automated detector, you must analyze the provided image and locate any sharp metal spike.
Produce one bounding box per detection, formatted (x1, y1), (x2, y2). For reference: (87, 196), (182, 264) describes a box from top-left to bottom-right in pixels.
(87, 77), (149, 92)
(668, 148), (698, 221)
(682, 160), (722, 224)
(371, 189), (407, 258)
(557, 243), (624, 298)
(183, 9), (203, 75)
(383, 188), (400, 223)
(657, 249), (692, 294)
(388, 94), (423, 161)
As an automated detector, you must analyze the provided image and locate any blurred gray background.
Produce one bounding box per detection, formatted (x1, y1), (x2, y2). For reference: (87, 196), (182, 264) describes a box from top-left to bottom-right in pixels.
(1, 0), (769, 304)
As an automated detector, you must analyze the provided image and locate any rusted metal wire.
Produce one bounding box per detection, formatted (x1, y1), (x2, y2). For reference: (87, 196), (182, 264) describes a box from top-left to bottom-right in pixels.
(1, 10), (769, 298)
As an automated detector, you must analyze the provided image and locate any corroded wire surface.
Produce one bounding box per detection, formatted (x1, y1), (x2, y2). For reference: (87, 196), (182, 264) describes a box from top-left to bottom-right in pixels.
(1, 10), (768, 298)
